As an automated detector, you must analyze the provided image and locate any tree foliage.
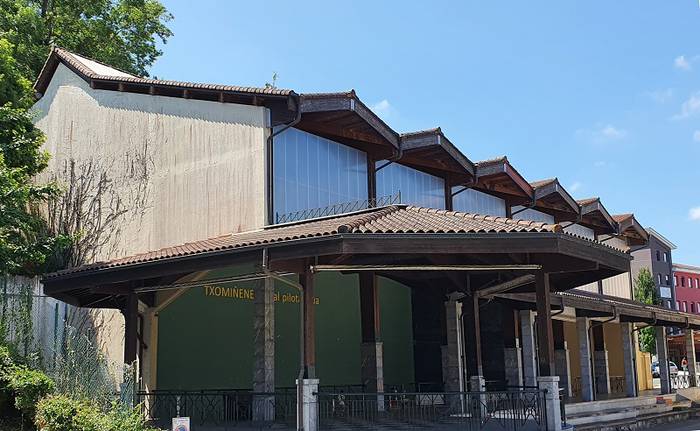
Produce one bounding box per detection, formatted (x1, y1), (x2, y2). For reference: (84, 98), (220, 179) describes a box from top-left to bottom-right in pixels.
(0, 0), (173, 276)
(1, 0), (173, 80)
(634, 267), (659, 354)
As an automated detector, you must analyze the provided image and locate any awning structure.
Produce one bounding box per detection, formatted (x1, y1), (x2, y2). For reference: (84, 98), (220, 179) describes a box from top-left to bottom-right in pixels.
(529, 178), (580, 222)
(298, 91), (399, 158)
(496, 289), (700, 330)
(42, 205), (630, 309)
(399, 128), (475, 184)
(576, 197), (617, 235)
(474, 156), (533, 206)
(612, 214), (649, 247)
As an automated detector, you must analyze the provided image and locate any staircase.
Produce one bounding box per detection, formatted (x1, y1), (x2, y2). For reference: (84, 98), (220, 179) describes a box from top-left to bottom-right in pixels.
(564, 394), (684, 429)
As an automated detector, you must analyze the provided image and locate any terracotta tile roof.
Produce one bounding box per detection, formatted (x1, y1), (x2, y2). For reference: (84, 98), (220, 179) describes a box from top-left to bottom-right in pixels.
(612, 213), (633, 223)
(44, 205), (562, 279)
(475, 156), (508, 167)
(530, 178), (557, 189)
(400, 127), (442, 137)
(576, 197), (599, 206)
(36, 47), (295, 97)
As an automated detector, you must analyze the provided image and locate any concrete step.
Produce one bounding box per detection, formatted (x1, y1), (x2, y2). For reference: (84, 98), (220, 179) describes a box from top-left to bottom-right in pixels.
(566, 394), (676, 416)
(566, 404), (673, 427)
(571, 406), (700, 431)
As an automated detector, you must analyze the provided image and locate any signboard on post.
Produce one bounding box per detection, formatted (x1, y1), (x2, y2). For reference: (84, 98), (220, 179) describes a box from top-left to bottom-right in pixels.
(172, 417), (190, 431)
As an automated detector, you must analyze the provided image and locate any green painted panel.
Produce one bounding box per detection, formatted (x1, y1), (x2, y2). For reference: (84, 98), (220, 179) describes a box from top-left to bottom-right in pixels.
(156, 270), (414, 391)
(378, 277), (415, 387)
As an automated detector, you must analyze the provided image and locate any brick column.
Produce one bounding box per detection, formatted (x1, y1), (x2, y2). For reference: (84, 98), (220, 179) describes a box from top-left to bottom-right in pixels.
(520, 310), (537, 387)
(253, 278), (275, 421)
(577, 317), (594, 401)
(620, 322), (638, 397)
(656, 326), (671, 394)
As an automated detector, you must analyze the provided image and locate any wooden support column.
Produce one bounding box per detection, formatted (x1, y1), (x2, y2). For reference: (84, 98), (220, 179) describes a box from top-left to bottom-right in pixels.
(464, 294), (483, 377)
(444, 179), (453, 211)
(367, 157), (377, 206)
(535, 271), (555, 377)
(300, 269), (316, 378)
(360, 273), (384, 393)
(123, 293), (138, 365)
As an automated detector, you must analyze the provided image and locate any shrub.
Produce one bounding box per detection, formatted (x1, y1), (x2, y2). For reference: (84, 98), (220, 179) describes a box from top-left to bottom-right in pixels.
(7, 366), (55, 420)
(36, 396), (158, 431)
(35, 395), (102, 431)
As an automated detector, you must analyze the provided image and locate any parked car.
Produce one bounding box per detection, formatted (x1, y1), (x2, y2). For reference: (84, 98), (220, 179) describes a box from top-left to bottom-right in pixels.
(651, 361), (679, 377)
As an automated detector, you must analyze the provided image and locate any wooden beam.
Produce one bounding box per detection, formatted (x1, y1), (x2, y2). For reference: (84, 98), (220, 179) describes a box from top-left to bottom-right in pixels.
(299, 268), (316, 378)
(536, 272), (555, 377)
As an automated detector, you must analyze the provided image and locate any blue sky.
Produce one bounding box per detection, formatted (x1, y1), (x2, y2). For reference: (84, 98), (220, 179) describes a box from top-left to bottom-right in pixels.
(152, 0), (700, 264)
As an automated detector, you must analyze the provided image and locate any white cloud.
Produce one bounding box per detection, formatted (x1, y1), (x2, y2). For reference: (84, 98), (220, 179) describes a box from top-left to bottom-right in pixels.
(690, 206), (700, 221)
(673, 92), (700, 119)
(600, 125), (627, 139)
(675, 55), (692, 70)
(370, 99), (397, 120)
(575, 124), (628, 144)
(694, 131), (700, 142)
(568, 181), (582, 192)
(646, 88), (674, 104)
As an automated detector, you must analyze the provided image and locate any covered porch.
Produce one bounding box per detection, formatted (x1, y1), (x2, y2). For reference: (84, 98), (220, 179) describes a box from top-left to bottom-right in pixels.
(42, 205), (636, 431)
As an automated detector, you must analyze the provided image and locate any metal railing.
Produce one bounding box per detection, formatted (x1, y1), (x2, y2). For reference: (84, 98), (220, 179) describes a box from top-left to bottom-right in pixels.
(671, 373), (694, 390)
(609, 376), (625, 394)
(136, 390), (297, 429)
(275, 193), (401, 224)
(316, 389), (548, 430)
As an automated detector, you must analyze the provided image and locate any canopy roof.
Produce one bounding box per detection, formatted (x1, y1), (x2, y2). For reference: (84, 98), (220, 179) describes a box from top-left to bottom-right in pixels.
(529, 178), (580, 221)
(498, 289), (700, 330)
(399, 128), (475, 182)
(474, 156), (533, 205)
(576, 197), (616, 235)
(42, 205), (630, 308)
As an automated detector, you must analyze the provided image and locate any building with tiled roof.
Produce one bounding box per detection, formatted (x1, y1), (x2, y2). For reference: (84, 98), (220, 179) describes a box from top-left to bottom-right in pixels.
(29, 47), (693, 431)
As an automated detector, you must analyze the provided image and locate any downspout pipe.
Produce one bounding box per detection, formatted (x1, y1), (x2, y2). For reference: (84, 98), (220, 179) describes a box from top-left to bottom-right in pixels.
(266, 94), (303, 225)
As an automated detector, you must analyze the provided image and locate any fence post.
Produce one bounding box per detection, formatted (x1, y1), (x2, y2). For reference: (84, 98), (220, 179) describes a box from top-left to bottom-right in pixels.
(297, 378), (319, 431)
(538, 376), (562, 431)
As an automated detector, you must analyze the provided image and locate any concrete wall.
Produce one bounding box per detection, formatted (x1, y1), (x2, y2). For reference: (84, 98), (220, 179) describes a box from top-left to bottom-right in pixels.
(34, 63), (270, 258)
(32, 63), (270, 377)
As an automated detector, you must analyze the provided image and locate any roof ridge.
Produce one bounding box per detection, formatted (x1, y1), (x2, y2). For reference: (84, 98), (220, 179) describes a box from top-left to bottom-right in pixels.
(337, 205), (403, 233)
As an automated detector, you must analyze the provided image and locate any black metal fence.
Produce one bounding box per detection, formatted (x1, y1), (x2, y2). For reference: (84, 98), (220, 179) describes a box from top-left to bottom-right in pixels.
(136, 390), (297, 429)
(316, 390), (548, 430)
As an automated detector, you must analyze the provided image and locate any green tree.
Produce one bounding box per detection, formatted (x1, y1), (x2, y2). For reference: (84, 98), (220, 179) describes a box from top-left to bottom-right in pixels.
(0, 0), (173, 277)
(1, 0), (173, 80)
(634, 268), (659, 353)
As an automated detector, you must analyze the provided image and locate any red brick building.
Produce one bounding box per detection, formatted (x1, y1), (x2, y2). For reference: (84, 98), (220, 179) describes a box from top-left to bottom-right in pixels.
(673, 263), (700, 314)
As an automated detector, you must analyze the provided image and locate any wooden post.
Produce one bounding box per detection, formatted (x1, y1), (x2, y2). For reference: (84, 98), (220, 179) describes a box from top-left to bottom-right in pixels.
(360, 273), (380, 342)
(123, 293), (138, 365)
(463, 294), (483, 377)
(299, 269), (316, 378)
(367, 157), (377, 206)
(535, 271), (555, 377)
(444, 179), (453, 211)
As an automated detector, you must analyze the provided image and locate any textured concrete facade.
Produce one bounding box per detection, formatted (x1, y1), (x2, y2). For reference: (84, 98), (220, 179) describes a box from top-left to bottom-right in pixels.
(443, 298), (464, 392)
(593, 349), (611, 394)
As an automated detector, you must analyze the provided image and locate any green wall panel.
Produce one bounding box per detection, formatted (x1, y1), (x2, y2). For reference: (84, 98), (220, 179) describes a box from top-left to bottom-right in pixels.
(378, 277), (415, 388)
(156, 270), (414, 391)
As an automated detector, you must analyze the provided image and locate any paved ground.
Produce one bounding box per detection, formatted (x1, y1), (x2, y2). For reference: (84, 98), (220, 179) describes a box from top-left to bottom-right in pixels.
(652, 419), (700, 430)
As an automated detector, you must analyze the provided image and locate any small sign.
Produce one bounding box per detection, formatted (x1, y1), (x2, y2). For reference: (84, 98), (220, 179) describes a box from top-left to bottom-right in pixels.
(660, 287), (672, 299)
(172, 417), (190, 431)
